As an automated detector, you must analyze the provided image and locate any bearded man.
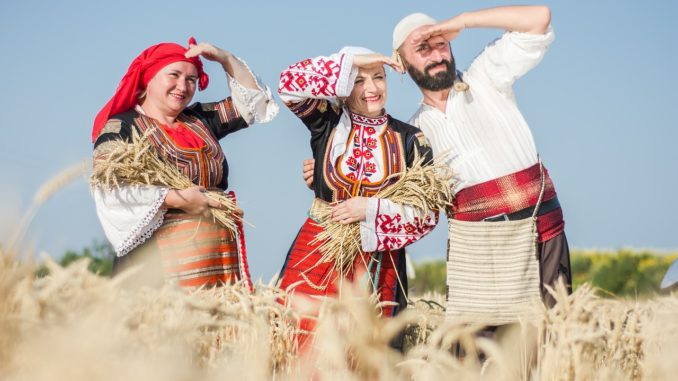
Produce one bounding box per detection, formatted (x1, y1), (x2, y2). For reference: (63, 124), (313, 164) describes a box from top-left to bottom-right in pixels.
(393, 5), (570, 313)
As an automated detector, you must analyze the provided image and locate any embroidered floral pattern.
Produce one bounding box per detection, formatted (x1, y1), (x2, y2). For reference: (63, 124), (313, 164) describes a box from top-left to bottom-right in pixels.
(340, 113), (388, 184)
(278, 57), (342, 97)
(374, 212), (435, 252)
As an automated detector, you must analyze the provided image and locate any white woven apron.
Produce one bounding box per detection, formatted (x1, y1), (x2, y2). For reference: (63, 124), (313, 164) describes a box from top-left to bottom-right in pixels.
(445, 163), (545, 325)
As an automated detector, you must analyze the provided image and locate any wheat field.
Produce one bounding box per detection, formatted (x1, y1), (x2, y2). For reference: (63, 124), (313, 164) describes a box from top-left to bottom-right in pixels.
(2, 166), (677, 381)
(1, 247), (677, 381)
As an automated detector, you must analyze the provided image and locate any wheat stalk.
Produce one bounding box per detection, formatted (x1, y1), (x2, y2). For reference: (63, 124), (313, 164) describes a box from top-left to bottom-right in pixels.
(2, 241), (678, 381)
(309, 153), (454, 277)
(8, 161), (90, 252)
(89, 128), (242, 235)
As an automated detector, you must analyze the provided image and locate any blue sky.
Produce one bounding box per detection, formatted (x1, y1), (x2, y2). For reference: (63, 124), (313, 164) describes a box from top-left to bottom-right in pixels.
(1, 0), (676, 280)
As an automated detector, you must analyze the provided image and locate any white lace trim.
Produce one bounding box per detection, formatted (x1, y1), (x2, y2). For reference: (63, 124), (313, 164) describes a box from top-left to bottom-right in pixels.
(227, 56), (279, 124)
(114, 187), (169, 257)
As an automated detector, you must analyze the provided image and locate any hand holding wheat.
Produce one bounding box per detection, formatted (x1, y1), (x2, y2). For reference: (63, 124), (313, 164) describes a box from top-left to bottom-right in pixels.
(90, 127), (243, 235)
(163, 186), (224, 218)
(331, 197), (368, 224)
(310, 154), (454, 276)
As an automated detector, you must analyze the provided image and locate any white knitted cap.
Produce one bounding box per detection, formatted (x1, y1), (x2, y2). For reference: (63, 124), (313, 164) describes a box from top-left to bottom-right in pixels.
(392, 13), (437, 53)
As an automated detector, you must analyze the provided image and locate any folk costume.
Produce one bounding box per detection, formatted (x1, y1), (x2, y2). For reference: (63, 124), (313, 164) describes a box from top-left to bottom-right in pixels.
(92, 39), (278, 289)
(401, 21), (571, 310)
(277, 48), (438, 323)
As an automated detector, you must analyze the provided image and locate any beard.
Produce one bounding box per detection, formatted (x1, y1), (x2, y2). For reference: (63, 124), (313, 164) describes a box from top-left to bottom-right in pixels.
(406, 57), (456, 91)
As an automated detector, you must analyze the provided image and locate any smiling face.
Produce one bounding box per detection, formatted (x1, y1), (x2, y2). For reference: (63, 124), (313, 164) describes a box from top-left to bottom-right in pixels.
(399, 29), (456, 91)
(142, 61), (198, 119)
(345, 65), (387, 117)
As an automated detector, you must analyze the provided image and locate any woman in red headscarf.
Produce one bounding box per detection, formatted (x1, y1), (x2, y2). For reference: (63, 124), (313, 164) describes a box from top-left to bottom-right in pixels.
(91, 39), (278, 288)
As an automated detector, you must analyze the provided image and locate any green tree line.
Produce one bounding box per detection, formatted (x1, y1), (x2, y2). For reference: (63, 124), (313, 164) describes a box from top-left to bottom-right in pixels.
(411, 249), (678, 297)
(40, 242), (676, 298)
(37, 240), (114, 277)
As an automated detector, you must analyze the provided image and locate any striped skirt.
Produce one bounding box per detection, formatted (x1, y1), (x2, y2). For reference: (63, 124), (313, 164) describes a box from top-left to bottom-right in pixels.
(278, 218), (407, 350)
(278, 218), (406, 318)
(154, 210), (251, 289)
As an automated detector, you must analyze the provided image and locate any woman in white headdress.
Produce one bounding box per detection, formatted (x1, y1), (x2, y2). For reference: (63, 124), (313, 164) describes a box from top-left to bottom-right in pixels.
(276, 47), (439, 340)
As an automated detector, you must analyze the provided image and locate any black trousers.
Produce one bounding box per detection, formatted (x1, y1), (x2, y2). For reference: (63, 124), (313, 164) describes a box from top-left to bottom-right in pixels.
(538, 231), (572, 307)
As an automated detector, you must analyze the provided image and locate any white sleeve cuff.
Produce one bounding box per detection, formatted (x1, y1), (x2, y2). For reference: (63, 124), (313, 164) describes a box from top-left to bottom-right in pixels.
(92, 184), (169, 257)
(227, 56), (279, 124)
(359, 197), (380, 252)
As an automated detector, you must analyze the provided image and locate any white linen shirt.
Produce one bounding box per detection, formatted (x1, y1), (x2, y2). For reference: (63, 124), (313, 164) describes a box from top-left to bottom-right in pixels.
(409, 27), (555, 193)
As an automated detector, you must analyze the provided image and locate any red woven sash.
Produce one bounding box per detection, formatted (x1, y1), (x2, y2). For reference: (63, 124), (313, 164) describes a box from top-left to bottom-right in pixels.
(451, 163), (564, 242)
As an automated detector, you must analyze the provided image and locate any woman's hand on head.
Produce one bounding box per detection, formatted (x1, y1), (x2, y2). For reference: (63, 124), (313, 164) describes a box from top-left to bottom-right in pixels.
(164, 186), (221, 218)
(331, 197), (368, 224)
(186, 41), (256, 87)
(352, 54), (404, 74)
(185, 42), (232, 63)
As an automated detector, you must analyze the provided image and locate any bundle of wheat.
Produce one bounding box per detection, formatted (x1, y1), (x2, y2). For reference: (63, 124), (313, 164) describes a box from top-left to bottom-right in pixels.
(90, 128), (242, 235)
(309, 154), (454, 277)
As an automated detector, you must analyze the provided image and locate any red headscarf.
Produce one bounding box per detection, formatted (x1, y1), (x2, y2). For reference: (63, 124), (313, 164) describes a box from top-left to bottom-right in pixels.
(92, 37), (209, 142)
